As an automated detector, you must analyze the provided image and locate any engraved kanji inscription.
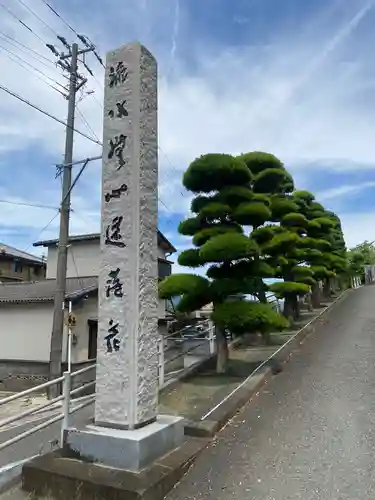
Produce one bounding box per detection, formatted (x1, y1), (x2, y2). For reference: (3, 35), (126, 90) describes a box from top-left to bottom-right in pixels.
(108, 100), (128, 119)
(108, 62), (128, 88)
(104, 319), (120, 353)
(106, 268), (124, 298)
(108, 134), (127, 171)
(104, 183), (128, 203)
(105, 216), (126, 247)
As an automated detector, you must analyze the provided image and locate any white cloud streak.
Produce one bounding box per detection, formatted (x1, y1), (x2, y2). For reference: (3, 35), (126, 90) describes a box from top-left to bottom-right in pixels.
(1, 0), (375, 253)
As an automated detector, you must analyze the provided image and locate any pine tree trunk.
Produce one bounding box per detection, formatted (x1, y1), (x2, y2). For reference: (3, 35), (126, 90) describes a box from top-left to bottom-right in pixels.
(215, 326), (229, 374)
(293, 295), (300, 321)
(258, 286), (267, 304)
(283, 295), (294, 320)
(311, 283), (321, 308)
(323, 278), (331, 298)
(262, 330), (272, 345)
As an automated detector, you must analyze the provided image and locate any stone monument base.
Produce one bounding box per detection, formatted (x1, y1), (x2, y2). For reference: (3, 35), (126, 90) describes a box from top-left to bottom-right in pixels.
(65, 415), (183, 472)
(21, 428), (209, 500)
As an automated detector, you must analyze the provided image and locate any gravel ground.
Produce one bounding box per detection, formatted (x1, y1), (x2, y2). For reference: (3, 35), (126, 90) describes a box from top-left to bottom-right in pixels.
(166, 287), (375, 500)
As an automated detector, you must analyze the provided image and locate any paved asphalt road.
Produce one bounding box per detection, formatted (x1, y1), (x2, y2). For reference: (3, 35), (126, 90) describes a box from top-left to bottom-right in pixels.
(167, 286), (375, 499)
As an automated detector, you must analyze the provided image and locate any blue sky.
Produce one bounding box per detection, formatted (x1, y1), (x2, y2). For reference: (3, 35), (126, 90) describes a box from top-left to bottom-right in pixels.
(0, 0), (375, 270)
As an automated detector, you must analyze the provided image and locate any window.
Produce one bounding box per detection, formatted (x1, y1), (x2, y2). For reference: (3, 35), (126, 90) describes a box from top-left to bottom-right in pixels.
(158, 259), (172, 280)
(13, 260), (23, 273)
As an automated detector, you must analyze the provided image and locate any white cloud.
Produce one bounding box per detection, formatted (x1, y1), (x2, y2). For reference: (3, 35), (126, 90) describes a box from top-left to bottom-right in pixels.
(341, 211), (375, 248)
(316, 182), (375, 202)
(1, 0), (375, 256)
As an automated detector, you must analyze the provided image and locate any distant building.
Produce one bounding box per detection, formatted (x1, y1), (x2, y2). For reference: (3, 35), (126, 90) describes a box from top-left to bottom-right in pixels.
(0, 231), (176, 391)
(0, 243), (46, 282)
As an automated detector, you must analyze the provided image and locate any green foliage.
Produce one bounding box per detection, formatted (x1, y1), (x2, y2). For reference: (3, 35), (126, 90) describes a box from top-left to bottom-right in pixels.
(295, 276), (316, 286)
(252, 225), (282, 245)
(314, 217), (335, 229)
(183, 154), (251, 193)
(200, 202), (232, 220)
(293, 190), (315, 203)
(159, 274), (210, 299)
(217, 186), (253, 206)
(310, 201), (325, 212)
(178, 217), (202, 236)
(269, 281), (310, 298)
(307, 220), (321, 231)
(314, 239), (332, 251)
(310, 265), (331, 279)
(211, 278), (254, 298)
(292, 266), (314, 277)
(271, 197), (299, 219)
(251, 193), (271, 206)
(190, 195), (215, 214)
(265, 231), (301, 254)
(253, 168), (293, 194)
(177, 249), (205, 267)
(193, 224), (242, 246)
(211, 300), (289, 335)
(233, 202), (272, 226)
(239, 151), (285, 174)
(281, 212), (308, 227)
(199, 233), (258, 263)
(347, 240), (375, 276)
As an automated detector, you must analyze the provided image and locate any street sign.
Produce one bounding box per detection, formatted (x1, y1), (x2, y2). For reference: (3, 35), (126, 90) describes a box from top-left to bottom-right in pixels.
(66, 313), (77, 328)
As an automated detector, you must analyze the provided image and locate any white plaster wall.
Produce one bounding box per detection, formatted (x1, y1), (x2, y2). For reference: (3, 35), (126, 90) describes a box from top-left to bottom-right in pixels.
(46, 240), (100, 279)
(71, 296), (98, 363)
(0, 303), (53, 361)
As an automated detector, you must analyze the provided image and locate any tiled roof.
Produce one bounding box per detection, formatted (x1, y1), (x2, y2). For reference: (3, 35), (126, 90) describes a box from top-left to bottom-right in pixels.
(33, 230), (177, 253)
(0, 243), (45, 265)
(0, 276), (97, 304)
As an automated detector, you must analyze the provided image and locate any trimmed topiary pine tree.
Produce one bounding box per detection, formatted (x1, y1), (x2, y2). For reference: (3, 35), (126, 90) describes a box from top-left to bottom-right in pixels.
(292, 192), (347, 304)
(236, 155), (311, 320)
(237, 151), (295, 303)
(159, 153), (289, 373)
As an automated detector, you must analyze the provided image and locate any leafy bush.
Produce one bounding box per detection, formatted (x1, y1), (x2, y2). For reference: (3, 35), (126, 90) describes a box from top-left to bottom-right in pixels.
(211, 300), (289, 335)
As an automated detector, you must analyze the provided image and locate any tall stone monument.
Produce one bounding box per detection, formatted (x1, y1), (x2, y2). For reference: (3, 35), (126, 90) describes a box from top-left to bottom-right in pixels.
(95, 41), (158, 430)
(64, 42), (183, 471)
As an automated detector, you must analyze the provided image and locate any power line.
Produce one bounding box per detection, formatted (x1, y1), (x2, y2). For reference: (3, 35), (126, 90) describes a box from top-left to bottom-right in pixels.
(23, 211), (59, 253)
(0, 42), (67, 94)
(0, 2), (48, 46)
(15, 0), (60, 39)
(39, 0), (79, 37)
(0, 199), (58, 210)
(38, 0), (105, 68)
(0, 30), (55, 66)
(76, 106), (100, 143)
(0, 82), (102, 145)
(0, 48), (66, 97)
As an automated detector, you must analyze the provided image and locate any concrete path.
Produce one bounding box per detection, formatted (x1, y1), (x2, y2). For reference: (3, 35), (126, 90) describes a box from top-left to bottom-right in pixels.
(167, 286), (375, 499)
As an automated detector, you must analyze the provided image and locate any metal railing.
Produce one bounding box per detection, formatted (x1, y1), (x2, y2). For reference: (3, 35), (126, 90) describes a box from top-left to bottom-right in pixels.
(158, 318), (215, 387)
(0, 364), (95, 452)
(0, 294), (284, 455)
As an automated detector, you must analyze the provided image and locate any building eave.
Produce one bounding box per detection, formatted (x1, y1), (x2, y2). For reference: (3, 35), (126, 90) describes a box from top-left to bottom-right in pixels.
(34, 230), (177, 254)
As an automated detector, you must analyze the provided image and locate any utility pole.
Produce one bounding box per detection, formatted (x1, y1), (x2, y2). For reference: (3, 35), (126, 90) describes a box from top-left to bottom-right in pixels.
(49, 41), (94, 397)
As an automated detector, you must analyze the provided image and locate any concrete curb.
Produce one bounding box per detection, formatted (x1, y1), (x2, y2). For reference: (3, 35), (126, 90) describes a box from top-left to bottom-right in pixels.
(184, 289), (350, 438)
(0, 455), (37, 494)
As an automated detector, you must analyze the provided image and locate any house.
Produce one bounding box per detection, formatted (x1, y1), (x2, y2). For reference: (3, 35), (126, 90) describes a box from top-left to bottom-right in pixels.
(0, 231), (176, 391)
(0, 243), (46, 282)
